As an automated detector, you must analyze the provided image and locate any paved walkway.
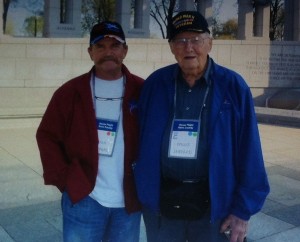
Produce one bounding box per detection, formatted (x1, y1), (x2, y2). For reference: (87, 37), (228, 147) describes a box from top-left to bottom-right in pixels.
(0, 120), (300, 242)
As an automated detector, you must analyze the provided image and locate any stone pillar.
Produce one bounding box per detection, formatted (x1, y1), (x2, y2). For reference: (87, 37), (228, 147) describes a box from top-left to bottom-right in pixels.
(115, 0), (131, 33)
(115, 0), (150, 38)
(284, 0), (300, 41)
(238, 0), (270, 40)
(43, 0), (82, 37)
(134, 0), (143, 28)
(253, 3), (270, 39)
(237, 0), (254, 40)
(296, 0), (300, 40)
(0, 0), (3, 37)
(133, 0), (150, 36)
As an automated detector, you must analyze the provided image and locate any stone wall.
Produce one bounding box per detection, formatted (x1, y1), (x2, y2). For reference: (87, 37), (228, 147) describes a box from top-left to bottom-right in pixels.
(0, 37), (299, 117)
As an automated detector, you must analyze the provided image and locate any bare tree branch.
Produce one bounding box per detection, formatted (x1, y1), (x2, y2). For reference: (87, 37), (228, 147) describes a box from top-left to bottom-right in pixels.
(150, 0), (177, 38)
(270, 0), (284, 40)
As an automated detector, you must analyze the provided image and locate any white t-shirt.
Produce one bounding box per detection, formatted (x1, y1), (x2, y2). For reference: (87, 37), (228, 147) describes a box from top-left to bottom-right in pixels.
(89, 76), (125, 208)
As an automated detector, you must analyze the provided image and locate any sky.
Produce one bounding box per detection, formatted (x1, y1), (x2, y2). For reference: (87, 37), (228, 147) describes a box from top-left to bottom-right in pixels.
(6, 0), (44, 36)
(218, 0), (238, 22)
(7, 6), (32, 36)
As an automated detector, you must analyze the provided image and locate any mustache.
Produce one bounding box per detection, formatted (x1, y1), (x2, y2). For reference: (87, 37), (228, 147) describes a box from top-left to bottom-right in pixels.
(99, 56), (118, 64)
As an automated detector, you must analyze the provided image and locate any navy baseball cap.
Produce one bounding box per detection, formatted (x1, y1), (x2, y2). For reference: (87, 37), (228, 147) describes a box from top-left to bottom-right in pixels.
(90, 21), (126, 45)
(168, 11), (210, 41)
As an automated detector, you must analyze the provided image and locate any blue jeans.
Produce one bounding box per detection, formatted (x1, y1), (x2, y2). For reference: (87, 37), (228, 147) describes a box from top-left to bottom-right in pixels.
(62, 192), (141, 242)
(143, 208), (228, 242)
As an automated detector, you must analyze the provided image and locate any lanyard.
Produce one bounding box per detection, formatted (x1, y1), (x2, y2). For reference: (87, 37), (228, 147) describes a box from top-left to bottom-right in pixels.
(173, 77), (210, 121)
(91, 72), (126, 119)
(168, 78), (210, 159)
(92, 72), (125, 156)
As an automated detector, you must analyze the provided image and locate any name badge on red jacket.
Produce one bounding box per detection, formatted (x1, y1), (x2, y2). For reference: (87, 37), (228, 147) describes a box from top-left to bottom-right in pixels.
(96, 118), (119, 156)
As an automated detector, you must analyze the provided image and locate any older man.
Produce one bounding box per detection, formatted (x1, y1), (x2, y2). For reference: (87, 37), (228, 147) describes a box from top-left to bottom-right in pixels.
(134, 11), (269, 242)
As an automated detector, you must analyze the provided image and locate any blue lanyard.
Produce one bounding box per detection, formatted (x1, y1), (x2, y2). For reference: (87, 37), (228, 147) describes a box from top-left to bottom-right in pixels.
(173, 78), (210, 121)
(91, 72), (125, 112)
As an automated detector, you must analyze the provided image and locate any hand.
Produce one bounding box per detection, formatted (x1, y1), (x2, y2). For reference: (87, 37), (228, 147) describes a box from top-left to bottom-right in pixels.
(220, 214), (248, 242)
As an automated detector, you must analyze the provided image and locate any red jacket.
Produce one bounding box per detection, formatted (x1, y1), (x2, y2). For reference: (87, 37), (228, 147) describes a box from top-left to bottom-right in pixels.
(36, 65), (143, 213)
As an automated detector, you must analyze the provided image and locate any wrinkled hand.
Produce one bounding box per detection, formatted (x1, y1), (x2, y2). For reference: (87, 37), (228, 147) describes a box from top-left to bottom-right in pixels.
(220, 214), (248, 242)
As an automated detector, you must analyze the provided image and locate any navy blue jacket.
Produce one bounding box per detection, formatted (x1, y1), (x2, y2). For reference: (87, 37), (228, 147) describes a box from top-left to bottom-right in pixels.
(134, 59), (269, 222)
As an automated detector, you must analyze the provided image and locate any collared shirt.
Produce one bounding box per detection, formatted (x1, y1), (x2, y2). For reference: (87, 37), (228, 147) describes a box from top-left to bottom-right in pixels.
(176, 60), (211, 119)
(160, 58), (212, 181)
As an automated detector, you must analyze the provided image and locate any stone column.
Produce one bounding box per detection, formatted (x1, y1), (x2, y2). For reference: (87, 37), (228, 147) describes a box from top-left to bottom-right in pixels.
(43, 0), (82, 37)
(115, 0), (150, 38)
(134, 0), (143, 28)
(0, 0), (3, 37)
(115, 0), (131, 33)
(296, 0), (300, 40)
(284, 0), (300, 41)
(237, 0), (254, 40)
(253, 3), (270, 40)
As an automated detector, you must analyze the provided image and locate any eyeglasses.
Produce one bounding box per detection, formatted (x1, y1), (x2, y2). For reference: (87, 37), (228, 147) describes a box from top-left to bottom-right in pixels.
(171, 36), (208, 48)
(95, 96), (123, 101)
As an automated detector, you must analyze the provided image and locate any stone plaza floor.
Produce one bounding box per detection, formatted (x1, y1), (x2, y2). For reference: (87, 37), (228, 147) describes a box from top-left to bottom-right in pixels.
(0, 120), (300, 242)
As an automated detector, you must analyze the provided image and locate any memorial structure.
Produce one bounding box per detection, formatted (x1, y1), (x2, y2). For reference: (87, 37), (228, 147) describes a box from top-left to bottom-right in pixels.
(0, 0), (299, 125)
(41, 0), (300, 41)
(237, 0), (270, 40)
(43, 0), (82, 37)
(284, 0), (300, 41)
(115, 0), (150, 38)
(0, 2), (2, 38)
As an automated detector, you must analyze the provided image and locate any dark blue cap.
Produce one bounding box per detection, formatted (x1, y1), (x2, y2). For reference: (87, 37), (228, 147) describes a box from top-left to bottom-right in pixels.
(168, 11), (210, 41)
(90, 21), (126, 45)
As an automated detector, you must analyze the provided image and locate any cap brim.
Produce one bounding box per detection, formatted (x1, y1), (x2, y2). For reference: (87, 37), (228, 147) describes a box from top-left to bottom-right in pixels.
(169, 28), (210, 41)
(91, 35), (125, 45)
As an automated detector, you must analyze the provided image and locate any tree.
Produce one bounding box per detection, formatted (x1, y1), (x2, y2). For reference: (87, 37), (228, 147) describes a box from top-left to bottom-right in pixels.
(150, 0), (177, 39)
(23, 15), (43, 37)
(269, 0), (284, 40)
(81, 0), (115, 34)
(149, 0), (227, 39)
(23, 0), (44, 37)
(216, 18), (238, 39)
(211, 0), (225, 39)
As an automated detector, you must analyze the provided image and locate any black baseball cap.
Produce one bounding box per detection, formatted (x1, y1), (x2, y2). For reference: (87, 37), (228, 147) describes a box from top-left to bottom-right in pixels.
(168, 11), (210, 41)
(90, 21), (126, 45)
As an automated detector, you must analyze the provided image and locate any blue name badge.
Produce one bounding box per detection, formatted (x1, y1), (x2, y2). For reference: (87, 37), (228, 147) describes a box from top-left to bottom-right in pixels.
(168, 119), (199, 159)
(96, 118), (118, 156)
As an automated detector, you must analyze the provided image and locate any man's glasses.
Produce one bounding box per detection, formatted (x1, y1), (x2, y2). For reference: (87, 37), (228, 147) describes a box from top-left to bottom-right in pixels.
(95, 96), (123, 101)
(171, 36), (208, 48)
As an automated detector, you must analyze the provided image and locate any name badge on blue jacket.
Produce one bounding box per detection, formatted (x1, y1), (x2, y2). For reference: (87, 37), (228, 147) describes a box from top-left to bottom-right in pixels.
(168, 119), (199, 159)
(96, 118), (118, 156)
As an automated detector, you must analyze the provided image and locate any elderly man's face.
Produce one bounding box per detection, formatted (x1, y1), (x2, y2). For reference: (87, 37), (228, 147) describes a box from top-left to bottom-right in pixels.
(169, 32), (212, 77)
